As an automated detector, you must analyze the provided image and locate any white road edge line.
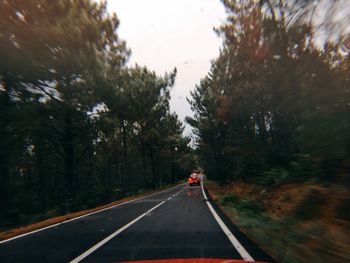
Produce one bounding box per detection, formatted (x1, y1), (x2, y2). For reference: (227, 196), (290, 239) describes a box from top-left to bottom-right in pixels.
(201, 178), (255, 262)
(0, 183), (185, 245)
(69, 187), (186, 263)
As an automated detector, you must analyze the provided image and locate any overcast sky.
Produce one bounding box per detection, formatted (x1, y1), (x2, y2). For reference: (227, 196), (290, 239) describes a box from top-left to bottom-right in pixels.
(106, 0), (227, 134)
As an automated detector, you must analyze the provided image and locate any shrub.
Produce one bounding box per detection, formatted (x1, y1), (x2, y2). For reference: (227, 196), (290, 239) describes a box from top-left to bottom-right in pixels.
(221, 193), (239, 206)
(257, 168), (289, 186)
(289, 154), (319, 180)
(257, 154), (320, 186)
(236, 198), (263, 213)
(221, 194), (263, 214)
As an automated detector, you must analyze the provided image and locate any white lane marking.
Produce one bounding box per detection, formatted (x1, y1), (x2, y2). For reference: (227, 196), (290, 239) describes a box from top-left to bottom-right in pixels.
(70, 187), (186, 263)
(70, 201), (166, 263)
(0, 183), (185, 245)
(201, 179), (255, 262)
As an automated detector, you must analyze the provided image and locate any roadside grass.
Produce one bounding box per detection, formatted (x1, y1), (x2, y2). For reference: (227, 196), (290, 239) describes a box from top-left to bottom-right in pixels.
(220, 193), (262, 214)
(206, 180), (350, 263)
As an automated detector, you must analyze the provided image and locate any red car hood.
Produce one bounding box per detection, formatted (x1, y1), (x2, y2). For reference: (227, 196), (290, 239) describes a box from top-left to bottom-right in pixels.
(118, 258), (268, 263)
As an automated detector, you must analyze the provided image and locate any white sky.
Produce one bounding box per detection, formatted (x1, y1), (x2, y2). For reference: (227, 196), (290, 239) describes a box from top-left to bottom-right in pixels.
(106, 0), (226, 134)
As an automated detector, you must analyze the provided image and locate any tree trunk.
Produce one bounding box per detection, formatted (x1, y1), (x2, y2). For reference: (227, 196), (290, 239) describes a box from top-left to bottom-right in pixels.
(120, 120), (128, 191)
(149, 148), (157, 189)
(140, 135), (147, 186)
(0, 76), (11, 218)
(36, 140), (47, 214)
(63, 111), (75, 204)
(171, 149), (176, 184)
(113, 139), (120, 187)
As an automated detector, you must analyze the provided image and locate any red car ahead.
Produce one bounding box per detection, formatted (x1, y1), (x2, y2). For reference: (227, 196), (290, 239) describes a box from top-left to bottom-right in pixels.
(188, 173), (200, 186)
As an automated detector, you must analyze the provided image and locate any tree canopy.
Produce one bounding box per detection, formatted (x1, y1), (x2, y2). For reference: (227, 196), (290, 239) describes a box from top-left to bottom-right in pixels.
(0, 0), (193, 228)
(187, 0), (350, 184)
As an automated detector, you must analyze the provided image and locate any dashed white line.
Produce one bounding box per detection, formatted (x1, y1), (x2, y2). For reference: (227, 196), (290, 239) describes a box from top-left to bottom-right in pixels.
(70, 201), (165, 263)
(69, 186), (186, 263)
(201, 179), (255, 262)
(0, 183), (185, 245)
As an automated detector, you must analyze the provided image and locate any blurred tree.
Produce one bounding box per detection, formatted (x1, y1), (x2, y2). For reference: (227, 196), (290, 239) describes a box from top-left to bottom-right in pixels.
(0, 0), (192, 227)
(188, 0), (350, 183)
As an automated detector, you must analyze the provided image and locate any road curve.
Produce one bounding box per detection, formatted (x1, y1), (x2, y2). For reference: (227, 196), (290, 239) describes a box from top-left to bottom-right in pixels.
(0, 182), (273, 263)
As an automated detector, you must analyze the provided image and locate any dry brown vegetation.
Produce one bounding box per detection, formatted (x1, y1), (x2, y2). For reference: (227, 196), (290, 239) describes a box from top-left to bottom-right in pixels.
(206, 180), (350, 263)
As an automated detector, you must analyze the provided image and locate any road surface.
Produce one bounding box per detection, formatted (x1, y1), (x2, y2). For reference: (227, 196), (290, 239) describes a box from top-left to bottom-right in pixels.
(0, 182), (273, 262)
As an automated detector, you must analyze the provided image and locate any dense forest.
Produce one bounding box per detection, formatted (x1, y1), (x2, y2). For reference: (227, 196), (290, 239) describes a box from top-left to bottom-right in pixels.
(0, 0), (194, 228)
(1, 0), (350, 233)
(187, 0), (350, 184)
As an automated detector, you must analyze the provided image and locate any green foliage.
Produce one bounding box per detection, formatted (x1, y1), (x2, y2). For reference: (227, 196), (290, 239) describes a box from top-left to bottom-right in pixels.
(236, 199), (263, 214)
(258, 168), (290, 186)
(221, 193), (239, 205)
(221, 194), (263, 214)
(0, 0), (194, 229)
(257, 154), (320, 186)
(289, 154), (320, 179)
(187, 0), (350, 185)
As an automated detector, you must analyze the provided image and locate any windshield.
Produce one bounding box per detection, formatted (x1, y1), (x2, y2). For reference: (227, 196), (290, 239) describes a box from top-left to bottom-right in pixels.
(0, 1), (349, 263)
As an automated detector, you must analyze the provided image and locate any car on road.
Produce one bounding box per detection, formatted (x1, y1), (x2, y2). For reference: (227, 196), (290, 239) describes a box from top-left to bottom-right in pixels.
(188, 173), (200, 186)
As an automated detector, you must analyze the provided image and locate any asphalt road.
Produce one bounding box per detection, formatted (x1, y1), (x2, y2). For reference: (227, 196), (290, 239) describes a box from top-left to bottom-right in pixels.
(0, 182), (273, 263)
